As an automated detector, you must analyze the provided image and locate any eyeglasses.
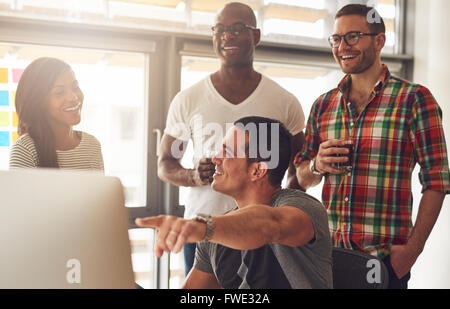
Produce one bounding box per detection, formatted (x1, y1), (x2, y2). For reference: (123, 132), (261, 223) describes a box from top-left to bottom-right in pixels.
(211, 22), (257, 36)
(328, 31), (378, 48)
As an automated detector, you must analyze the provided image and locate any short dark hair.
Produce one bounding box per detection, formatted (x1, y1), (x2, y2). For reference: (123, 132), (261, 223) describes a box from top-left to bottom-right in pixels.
(335, 4), (385, 34)
(233, 116), (292, 187)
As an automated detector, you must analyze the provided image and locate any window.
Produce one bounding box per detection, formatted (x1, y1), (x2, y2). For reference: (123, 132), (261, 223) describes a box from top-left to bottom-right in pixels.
(0, 0), (412, 289)
(0, 41), (154, 287)
(0, 42), (148, 206)
(0, 0), (404, 54)
(260, 0), (399, 53)
(129, 228), (155, 289)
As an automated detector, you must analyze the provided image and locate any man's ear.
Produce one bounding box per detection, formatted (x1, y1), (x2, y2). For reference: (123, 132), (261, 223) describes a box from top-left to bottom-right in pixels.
(253, 29), (261, 46)
(250, 161), (268, 181)
(374, 33), (386, 52)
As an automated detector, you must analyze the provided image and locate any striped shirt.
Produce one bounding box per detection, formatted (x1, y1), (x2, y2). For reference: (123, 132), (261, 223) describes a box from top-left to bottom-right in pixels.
(9, 131), (104, 172)
(295, 65), (450, 259)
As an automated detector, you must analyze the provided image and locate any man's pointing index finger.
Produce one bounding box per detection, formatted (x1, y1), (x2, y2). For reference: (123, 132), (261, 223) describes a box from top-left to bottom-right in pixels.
(135, 216), (163, 229)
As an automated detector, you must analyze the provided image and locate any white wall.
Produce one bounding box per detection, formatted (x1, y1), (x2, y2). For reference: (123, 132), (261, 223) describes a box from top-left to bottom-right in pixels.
(410, 0), (450, 289)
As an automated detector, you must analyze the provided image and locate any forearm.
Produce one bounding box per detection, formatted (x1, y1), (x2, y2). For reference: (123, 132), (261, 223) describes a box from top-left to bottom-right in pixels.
(407, 190), (445, 253)
(296, 160), (323, 191)
(286, 175), (302, 190)
(287, 132), (305, 190)
(158, 134), (202, 187)
(158, 158), (197, 187)
(286, 164), (303, 190)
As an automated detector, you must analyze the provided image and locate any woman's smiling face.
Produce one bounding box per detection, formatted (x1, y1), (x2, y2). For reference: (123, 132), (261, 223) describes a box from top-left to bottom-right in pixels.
(46, 69), (84, 129)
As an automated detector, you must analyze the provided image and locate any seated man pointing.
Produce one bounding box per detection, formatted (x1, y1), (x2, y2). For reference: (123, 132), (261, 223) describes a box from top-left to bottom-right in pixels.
(136, 117), (332, 289)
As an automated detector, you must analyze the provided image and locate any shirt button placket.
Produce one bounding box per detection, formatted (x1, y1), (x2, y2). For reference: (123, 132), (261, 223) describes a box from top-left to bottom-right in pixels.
(347, 102), (355, 129)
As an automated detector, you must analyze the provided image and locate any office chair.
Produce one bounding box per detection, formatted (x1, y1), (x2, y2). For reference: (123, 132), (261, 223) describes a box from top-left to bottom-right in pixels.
(332, 247), (389, 289)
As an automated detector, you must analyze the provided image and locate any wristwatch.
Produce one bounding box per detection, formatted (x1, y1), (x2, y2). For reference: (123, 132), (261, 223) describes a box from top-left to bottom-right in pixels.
(310, 157), (324, 176)
(194, 214), (215, 242)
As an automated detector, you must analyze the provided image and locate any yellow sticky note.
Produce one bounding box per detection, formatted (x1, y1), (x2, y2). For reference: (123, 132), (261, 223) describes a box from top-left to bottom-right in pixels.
(0, 111), (9, 126)
(12, 131), (19, 143)
(0, 68), (8, 83)
(12, 111), (18, 127)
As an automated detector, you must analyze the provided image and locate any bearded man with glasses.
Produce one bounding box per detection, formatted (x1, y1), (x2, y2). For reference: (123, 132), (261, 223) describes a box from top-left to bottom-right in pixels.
(295, 4), (450, 289)
(158, 2), (306, 277)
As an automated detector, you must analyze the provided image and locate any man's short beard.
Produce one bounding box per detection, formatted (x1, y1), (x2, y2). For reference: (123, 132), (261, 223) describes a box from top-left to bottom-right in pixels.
(343, 44), (377, 75)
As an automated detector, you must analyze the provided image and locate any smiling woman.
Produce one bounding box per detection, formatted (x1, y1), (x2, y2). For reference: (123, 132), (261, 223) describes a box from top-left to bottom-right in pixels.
(8, 57), (104, 171)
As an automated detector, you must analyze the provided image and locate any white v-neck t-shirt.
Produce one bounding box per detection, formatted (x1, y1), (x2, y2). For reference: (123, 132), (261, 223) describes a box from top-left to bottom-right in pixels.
(165, 74), (305, 219)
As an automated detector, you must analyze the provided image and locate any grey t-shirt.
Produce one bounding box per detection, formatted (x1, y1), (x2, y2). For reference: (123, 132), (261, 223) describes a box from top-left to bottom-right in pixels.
(194, 189), (333, 289)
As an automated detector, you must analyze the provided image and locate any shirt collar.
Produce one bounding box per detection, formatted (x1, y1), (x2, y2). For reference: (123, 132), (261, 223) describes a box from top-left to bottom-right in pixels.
(338, 64), (391, 98)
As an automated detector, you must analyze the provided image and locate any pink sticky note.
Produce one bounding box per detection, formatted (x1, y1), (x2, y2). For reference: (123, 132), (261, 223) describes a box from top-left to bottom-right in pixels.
(12, 69), (25, 83)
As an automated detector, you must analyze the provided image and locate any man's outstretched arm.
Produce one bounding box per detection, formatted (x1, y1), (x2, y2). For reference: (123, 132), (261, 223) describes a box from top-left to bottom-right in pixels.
(135, 204), (314, 256)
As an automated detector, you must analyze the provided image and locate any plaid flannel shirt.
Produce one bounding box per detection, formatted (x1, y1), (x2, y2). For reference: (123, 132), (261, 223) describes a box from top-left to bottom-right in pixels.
(295, 65), (450, 259)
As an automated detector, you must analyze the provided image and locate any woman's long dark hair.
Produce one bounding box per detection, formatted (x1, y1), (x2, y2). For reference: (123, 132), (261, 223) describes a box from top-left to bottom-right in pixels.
(15, 57), (71, 168)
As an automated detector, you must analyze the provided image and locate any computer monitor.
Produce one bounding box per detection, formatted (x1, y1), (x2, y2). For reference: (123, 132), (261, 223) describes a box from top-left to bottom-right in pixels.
(0, 169), (136, 289)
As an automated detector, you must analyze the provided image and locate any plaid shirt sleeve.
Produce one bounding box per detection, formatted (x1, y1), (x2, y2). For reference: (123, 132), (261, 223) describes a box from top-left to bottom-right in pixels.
(294, 93), (332, 167)
(411, 86), (450, 194)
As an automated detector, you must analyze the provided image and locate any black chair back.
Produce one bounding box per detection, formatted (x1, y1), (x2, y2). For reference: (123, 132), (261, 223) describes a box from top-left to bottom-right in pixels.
(332, 247), (389, 289)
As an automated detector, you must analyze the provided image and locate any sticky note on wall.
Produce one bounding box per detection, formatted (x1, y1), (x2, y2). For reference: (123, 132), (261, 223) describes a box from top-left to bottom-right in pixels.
(0, 131), (9, 146)
(12, 111), (18, 127)
(12, 131), (18, 144)
(12, 69), (24, 83)
(0, 91), (8, 106)
(0, 68), (8, 83)
(0, 112), (9, 126)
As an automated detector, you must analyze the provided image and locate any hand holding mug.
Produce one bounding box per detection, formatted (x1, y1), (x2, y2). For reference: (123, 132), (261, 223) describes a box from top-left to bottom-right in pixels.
(193, 158), (216, 186)
(315, 139), (353, 175)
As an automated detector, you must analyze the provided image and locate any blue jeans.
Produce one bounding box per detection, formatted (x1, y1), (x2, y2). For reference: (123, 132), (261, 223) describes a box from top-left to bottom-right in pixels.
(183, 243), (197, 277)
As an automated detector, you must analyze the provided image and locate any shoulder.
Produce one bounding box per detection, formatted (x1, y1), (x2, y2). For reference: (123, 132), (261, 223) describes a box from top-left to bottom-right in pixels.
(386, 75), (439, 109)
(167, 77), (212, 118)
(10, 134), (38, 157)
(77, 131), (103, 154)
(387, 75), (432, 97)
(273, 189), (327, 221)
(172, 76), (210, 102)
(387, 74), (417, 88)
(273, 189), (330, 245)
(9, 133), (38, 168)
(260, 75), (297, 101)
(306, 88), (341, 118)
(13, 133), (36, 149)
(274, 189), (322, 208)
(79, 131), (101, 146)
(316, 88), (340, 106)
